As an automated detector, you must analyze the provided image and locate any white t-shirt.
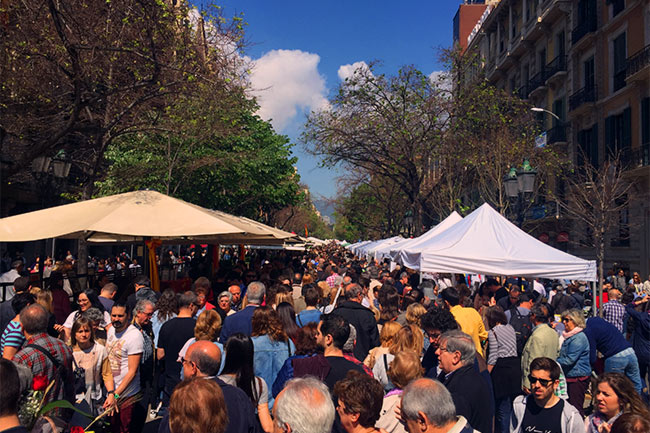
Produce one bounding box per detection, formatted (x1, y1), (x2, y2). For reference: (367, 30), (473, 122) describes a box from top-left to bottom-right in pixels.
(63, 310), (111, 329)
(106, 325), (144, 397)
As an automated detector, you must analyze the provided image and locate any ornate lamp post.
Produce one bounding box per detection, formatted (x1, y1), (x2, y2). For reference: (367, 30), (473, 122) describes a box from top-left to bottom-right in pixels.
(503, 159), (537, 227)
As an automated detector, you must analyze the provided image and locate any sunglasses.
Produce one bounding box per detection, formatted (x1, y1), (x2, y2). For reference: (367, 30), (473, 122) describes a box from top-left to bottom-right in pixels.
(528, 375), (553, 387)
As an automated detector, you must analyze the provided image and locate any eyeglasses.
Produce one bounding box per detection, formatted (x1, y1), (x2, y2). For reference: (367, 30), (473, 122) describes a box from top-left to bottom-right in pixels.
(180, 357), (194, 366)
(528, 375), (553, 387)
(437, 346), (450, 353)
(561, 317), (571, 323)
(425, 331), (441, 340)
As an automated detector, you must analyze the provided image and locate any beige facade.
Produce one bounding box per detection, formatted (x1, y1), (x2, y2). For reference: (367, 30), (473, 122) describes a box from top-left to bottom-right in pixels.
(465, 0), (650, 277)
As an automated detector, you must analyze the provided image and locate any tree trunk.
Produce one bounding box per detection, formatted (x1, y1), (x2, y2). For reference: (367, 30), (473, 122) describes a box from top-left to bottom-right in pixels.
(597, 234), (605, 317)
(76, 182), (95, 292)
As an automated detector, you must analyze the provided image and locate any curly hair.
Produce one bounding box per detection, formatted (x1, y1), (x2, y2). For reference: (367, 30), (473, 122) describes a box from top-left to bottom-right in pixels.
(293, 323), (319, 355)
(156, 289), (178, 321)
(420, 307), (459, 333)
(333, 370), (384, 428)
(194, 309), (222, 341)
(596, 373), (650, 418)
(251, 306), (288, 342)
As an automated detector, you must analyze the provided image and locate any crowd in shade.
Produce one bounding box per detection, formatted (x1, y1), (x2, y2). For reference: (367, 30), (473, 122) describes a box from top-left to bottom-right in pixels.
(1, 242), (650, 433)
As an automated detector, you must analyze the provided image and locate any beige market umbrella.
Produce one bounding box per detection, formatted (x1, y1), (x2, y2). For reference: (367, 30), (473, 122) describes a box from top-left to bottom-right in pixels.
(0, 190), (247, 242)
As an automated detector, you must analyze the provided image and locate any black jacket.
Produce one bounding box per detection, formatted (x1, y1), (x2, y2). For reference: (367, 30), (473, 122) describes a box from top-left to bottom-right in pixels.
(332, 301), (380, 361)
(441, 364), (494, 433)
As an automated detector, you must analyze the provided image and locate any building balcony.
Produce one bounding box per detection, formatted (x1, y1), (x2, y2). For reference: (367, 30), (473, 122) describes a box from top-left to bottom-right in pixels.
(516, 85), (530, 100)
(626, 44), (650, 83)
(527, 71), (547, 98)
(572, 14), (597, 47)
(569, 85), (597, 113)
(621, 145), (650, 170)
(545, 55), (567, 84)
(539, 0), (571, 26)
(546, 124), (567, 145)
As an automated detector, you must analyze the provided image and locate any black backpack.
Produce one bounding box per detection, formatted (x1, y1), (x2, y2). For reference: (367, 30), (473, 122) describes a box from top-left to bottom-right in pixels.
(508, 308), (532, 356)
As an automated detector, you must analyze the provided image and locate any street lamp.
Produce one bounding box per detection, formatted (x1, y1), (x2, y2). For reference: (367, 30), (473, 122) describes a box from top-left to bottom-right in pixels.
(530, 107), (561, 121)
(503, 159), (537, 227)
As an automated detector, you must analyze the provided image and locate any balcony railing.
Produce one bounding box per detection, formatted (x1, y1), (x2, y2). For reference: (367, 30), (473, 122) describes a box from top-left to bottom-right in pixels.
(546, 124), (567, 144)
(572, 13), (597, 44)
(569, 85), (597, 111)
(626, 44), (650, 79)
(620, 145), (650, 169)
(545, 55), (567, 79)
(528, 70), (546, 93)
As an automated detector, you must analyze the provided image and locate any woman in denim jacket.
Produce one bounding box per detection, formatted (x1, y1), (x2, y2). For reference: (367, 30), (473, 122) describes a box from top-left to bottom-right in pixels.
(557, 308), (591, 416)
(251, 306), (295, 408)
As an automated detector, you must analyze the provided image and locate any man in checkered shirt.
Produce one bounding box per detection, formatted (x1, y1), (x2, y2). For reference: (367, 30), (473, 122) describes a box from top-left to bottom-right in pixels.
(602, 288), (626, 333)
(325, 265), (340, 289)
(13, 303), (74, 406)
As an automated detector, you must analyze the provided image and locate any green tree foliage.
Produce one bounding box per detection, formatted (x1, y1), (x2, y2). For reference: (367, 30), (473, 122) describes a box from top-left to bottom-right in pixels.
(303, 64), (450, 235)
(97, 112), (302, 221)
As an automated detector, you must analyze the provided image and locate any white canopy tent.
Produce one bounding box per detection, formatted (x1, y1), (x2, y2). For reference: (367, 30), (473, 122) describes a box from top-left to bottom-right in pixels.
(402, 203), (597, 281)
(390, 211), (463, 264)
(360, 236), (404, 260)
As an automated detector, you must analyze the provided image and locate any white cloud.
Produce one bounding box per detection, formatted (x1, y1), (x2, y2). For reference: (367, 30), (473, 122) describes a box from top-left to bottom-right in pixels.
(248, 49), (329, 132)
(337, 61), (370, 81)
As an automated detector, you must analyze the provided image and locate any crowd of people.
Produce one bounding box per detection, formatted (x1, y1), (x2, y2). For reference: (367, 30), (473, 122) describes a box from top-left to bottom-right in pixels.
(1, 243), (650, 433)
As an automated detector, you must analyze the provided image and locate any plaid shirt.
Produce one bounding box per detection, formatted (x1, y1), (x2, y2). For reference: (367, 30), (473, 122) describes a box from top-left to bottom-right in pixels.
(603, 300), (626, 333)
(13, 333), (74, 404)
(326, 273), (340, 289)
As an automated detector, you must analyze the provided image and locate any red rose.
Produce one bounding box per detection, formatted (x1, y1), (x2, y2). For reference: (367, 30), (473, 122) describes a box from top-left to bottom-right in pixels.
(69, 426), (85, 433)
(32, 374), (49, 391)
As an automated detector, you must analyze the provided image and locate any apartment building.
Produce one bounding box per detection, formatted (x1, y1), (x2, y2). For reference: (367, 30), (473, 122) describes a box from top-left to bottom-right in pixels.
(464, 0), (650, 277)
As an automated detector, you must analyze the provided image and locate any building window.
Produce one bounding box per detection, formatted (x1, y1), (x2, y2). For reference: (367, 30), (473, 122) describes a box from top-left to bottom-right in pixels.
(642, 97), (650, 146)
(526, 0), (536, 22)
(583, 56), (595, 88)
(612, 32), (626, 92)
(611, 196), (630, 247)
(577, 123), (599, 168)
(605, 108), (631, 156)
(609, 0), (625, 17)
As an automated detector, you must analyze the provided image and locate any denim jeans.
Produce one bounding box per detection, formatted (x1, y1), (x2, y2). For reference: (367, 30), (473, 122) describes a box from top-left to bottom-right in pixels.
(494, 396), (512, 433)
(605, 348), (643, 393)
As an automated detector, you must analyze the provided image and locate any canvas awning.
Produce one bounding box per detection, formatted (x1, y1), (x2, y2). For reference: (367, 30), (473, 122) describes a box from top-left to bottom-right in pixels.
(0, 190), (297, 245)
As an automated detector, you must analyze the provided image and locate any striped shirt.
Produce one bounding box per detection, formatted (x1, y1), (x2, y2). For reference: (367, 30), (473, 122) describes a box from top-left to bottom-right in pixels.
(0, 320), (24, 353)
(486, 323), (517, 366)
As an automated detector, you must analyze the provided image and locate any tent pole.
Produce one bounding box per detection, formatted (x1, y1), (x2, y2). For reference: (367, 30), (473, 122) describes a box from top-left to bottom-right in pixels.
(592, 281), (597, 317)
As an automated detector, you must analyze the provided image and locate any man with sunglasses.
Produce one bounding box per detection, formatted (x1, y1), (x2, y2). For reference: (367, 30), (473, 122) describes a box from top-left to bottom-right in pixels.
(510, 357), (583, 433)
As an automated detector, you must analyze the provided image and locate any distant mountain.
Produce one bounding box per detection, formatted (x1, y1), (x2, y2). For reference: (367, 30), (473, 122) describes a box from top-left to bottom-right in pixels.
(313, 198), (336, 222)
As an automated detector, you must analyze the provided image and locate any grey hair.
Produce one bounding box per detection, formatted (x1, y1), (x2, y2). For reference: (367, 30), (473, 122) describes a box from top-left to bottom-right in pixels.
(401, 378), (457, 427)
(187, 344), (221, 376)
(246, 281), (266, 304)
(134, 299), (155, 314)
(83, 307), (104, 323)
(561, 308), (586, 328)
(400, 272), (408, 279)
(441, 330), (475, 365)
(275, 377), (335, 433)
(178, 291), (198, 309)
(217, 291), (232, 302)
(344, 284), (363, 300)
(101, 283), (117, 295)
(343, 324), (357, 352)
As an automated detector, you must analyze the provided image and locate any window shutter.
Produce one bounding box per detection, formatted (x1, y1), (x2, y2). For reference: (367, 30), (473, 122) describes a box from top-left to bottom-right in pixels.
(622, 107), (631, 149)
(605, 115), (615, 155)
(590, 123), (599, 167)
(642, 98), (650, 145)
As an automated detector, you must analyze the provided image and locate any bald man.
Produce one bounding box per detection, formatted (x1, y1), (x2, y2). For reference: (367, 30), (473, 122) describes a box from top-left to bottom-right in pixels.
(158, 341), (258, 433)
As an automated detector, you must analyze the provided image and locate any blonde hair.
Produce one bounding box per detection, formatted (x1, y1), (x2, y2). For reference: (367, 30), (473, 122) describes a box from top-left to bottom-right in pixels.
(390, 324), (424, 356)
(275, 292), (294, 307)
(379, 321), (402, 347)
(561, 309), (586, 328)
(405, 303), (427, 327)
(30, 287), (54, 313)
(194, 310), (222, 341)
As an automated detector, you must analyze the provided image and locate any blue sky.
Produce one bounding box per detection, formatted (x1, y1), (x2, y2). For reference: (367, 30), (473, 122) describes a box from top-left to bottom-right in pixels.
(203, 0), (461, 202)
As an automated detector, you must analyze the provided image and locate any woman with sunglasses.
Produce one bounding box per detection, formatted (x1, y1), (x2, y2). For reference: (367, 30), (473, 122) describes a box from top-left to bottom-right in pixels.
(557, 309), (591, 417)
(585, 372), (650, 433)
